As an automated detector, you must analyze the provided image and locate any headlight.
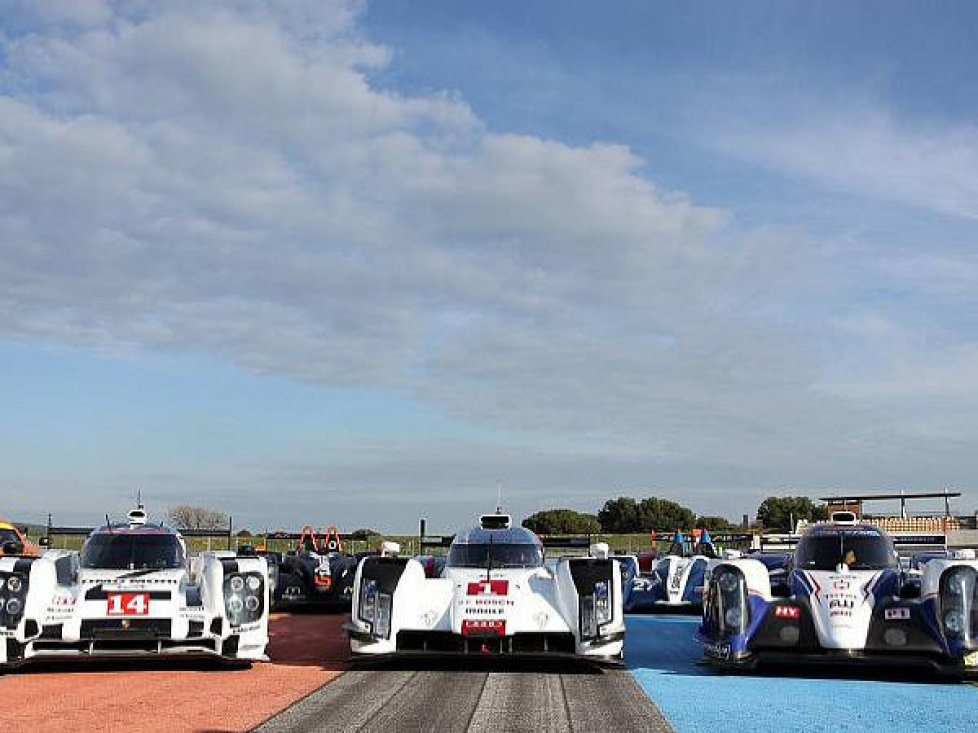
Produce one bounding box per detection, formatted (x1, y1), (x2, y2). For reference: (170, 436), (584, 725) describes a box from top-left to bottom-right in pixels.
(717, 570), (739, 593)
(224, 572), (264, 626)
(359, 579), (378, 624)
(7, 576), (22, 593)
(580, 594), (597, 639)
(945, 610), (965, 635)
(725, 607), (743, 628)
(946, 569), (971, 596)
(594, 580), (611, 625)
(940, 566), (976, 640)
(375, 592), (392, 639)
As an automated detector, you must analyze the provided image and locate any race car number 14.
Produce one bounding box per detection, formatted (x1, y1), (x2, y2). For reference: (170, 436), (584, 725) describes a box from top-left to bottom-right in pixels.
(107, 592), (150, 616)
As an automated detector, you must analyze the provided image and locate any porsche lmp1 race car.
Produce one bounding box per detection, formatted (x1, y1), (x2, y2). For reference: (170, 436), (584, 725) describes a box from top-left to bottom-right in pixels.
(699, 513), (978, 675)
(626, 530), (718, 612)
(249, 526), (360, 610)
(345, 514), (626, 662)
(0, 505), (269, 669)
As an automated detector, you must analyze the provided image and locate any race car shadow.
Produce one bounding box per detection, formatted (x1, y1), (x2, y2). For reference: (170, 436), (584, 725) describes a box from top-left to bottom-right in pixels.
(7, 656), (252, 675)
(625, 614), (968, 686)
(349, 656), (608, 675)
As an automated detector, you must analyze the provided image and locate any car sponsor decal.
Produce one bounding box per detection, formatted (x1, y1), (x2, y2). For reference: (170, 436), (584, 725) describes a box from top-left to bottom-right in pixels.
(774, 605), (801, 619)
(965, 651), (978, 668)
(703, 641), (731, 660)
(467, 579), (509, 596)
(106, 592), (150, 616)
(884, 607), (910, 621)
(462, 619), (506, 636)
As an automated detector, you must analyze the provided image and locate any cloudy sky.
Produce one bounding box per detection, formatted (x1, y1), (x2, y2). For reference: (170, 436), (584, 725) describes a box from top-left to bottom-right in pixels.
(2, 1), (976, 532)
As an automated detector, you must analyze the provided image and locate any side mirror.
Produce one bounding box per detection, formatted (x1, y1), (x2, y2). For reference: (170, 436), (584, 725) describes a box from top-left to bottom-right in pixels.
(590, 542), (610, 559)
(38, 536), (51, 547)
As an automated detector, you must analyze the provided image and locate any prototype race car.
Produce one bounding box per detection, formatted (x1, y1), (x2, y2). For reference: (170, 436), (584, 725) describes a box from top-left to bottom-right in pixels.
(699, 514), (978, 675)
(254, 526), (360, 609)
(346, 514), (626, 662)
(0, 505), (269, 669)
(626, 530), (717, 612)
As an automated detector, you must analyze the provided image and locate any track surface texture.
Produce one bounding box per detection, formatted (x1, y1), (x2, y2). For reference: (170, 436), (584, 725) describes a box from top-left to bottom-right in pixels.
(1, 612), (348, 733)
(627, 615), (978, 733)
(258, 660), (673, 733)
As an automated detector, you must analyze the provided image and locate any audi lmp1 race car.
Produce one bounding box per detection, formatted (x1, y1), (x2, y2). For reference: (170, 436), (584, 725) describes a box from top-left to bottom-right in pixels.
(345, 514), (626, 662)
(626, 530), (717, 612)
(699, 514), (978, 675)
(252, 526), (360, 610)
(0, 505), (269, 669)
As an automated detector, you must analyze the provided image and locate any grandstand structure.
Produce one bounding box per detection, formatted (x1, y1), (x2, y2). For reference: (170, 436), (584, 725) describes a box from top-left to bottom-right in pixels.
(820, 489), (975, 535)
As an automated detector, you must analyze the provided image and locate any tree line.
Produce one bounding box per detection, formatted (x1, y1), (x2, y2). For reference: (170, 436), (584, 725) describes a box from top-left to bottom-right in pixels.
(522, 494), (828, 534)
(164, 492), (828, 539)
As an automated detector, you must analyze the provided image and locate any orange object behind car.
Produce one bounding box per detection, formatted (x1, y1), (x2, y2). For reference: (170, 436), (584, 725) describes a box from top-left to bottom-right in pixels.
(0, 520), (40, 557)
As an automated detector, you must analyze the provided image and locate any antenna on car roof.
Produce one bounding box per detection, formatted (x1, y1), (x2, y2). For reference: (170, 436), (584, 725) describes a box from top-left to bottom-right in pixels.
(496, 480), (503, 514)
(105, 513), (113, 533)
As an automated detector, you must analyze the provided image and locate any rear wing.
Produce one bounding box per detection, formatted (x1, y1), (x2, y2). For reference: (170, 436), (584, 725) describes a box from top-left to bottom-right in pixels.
(890, 534), (948, 552)
(43, 514), (239, 550)
(757, 532), (949, 553)
(417, 531), (596, 554)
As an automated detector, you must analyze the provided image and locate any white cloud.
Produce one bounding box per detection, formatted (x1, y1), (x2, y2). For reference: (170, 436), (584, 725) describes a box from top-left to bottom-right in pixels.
(2, 1), (976, 521)
(708, 102), (978, 220)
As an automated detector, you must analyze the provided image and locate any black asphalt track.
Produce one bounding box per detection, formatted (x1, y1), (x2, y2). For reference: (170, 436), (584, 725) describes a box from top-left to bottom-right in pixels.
(256, 660), (673, 732)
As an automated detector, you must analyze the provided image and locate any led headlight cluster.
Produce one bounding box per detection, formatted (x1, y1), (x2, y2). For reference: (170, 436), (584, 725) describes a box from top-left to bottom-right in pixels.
(0, 572), (28, 628)
(580, 579), (613, 640)
(223, 571), (264, 627)
(711, 565), (748, 634)
(358, 578), (392, 639)
(940, 566), (976, 642)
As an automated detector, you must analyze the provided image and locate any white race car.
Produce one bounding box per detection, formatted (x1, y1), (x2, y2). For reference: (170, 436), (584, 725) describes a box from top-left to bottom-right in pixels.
(627, 530), (716, 612)
(345, 514), (625, 663)
(0, 505), (269, 669)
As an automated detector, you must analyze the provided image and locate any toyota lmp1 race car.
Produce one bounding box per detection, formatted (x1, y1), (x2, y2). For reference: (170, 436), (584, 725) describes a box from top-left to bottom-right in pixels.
(626, 530), (717, 612)
(345, 514), (626, 663)
(251, 526), (360, 610)
(699, 514), (978, 675)
(0, 505), (269, 670)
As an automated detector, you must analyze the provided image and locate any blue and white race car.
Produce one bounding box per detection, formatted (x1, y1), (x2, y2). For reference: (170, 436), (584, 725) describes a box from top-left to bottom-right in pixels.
(626, 530), (716, 612)
(699, 516), (978, 675)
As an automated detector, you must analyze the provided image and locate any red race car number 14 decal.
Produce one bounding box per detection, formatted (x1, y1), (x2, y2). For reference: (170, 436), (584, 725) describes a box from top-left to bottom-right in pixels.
(107, 592), (150, 616)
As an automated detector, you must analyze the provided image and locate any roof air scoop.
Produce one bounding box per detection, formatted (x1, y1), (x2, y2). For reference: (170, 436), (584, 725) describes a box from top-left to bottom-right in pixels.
(830, 511), (858, 525)
(479, 513), (511, 530)
(128, 504), (148, 528)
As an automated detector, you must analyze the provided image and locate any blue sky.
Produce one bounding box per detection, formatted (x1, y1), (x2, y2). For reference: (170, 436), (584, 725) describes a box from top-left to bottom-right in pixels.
(1, 1), (976, 531)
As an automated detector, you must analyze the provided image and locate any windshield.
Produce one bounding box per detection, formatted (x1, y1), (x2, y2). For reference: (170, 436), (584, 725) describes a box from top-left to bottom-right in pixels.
(447, 542), (544, 568)
(794, 532), (895, 571)
(81, 533), (185, 570)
